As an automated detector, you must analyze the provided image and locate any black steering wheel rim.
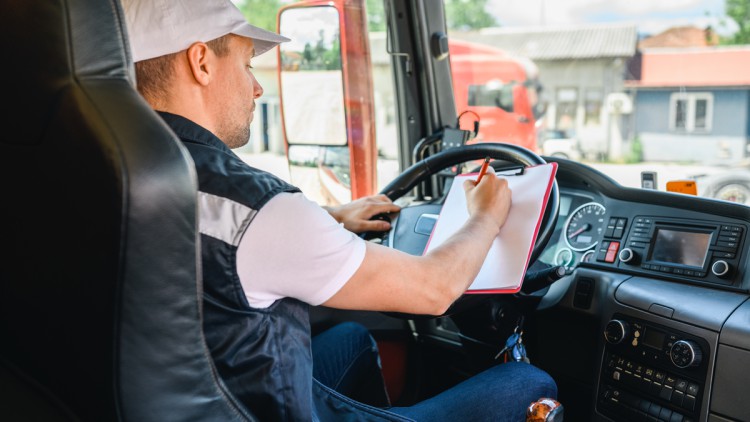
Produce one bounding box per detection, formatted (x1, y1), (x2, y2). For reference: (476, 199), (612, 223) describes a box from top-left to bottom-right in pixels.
(380, 143), (559, 265)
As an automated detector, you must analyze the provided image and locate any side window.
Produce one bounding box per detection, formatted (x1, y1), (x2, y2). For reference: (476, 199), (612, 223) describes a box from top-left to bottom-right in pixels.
(670, 93), (713, 133)
(584, 89), (603, 126)
(368, 12), (400, 193)
(555, 88), (578, 132)
(468, 82), (515, 112)
(238, 3), (398, 207)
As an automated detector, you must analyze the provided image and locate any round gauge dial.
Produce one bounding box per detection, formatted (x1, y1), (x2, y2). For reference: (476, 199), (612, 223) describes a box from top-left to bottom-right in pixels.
(554, 248), (575, 268)
(564, 202), (606, 251)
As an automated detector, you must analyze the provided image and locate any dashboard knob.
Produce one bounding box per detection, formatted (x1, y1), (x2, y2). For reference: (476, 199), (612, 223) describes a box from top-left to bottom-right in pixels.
(604, 319), (630, 345)
(711, 260), (730, 277)
(670, 340), (703, 368)
(618, 248), (637, 264)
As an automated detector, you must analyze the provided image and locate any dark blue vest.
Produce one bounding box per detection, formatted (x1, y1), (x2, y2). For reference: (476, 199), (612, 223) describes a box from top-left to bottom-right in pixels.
(159, 112), (411, 422)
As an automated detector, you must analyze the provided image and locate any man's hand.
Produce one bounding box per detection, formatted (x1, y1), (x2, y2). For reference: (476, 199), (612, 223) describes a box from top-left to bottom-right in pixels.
(463, 167), (512, 234)
(324, 194), (401, 234)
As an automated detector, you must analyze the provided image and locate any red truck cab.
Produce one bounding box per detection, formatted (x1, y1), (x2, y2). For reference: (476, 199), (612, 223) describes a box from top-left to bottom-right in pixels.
(449, 39), (543, 151)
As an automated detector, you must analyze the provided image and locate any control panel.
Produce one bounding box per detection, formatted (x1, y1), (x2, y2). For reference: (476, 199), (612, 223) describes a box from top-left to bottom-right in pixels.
(598, 314), (709, 422)
(596, 215), (745, 287)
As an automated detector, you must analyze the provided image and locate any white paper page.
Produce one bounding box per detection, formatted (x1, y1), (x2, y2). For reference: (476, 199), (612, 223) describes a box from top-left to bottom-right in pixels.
(423, 163), (556, 292)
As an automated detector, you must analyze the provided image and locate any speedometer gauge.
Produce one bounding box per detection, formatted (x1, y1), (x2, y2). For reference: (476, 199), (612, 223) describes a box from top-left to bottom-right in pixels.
(564, 202), (606, 251)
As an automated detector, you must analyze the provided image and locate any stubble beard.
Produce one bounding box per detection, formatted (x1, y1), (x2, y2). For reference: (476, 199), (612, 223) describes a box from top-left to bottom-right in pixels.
(219, 117), (252, 150)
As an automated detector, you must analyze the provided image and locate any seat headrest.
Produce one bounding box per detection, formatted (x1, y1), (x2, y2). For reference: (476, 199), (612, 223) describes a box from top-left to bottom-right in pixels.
(3, 0), (134, 147)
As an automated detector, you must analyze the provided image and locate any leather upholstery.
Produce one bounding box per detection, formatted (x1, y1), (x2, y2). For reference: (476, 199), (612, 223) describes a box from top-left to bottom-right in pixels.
(0, 0), (254, 420)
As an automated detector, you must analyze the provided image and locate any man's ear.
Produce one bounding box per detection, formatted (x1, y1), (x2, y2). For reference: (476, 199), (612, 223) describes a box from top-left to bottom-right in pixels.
(185, 42), (213, 86)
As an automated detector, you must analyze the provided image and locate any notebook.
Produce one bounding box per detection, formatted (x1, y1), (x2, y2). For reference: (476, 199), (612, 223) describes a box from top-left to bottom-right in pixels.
(423, 163), (557, 293)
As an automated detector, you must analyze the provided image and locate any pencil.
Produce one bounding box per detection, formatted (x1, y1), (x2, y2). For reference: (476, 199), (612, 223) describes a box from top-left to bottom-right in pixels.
(475, 156), (491, 183)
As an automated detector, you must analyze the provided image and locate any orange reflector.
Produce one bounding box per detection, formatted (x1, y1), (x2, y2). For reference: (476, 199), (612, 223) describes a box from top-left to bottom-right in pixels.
(666, 180), (697, 195)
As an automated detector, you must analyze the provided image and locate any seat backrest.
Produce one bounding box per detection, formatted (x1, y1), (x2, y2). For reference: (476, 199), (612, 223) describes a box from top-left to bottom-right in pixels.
(0, 1), (253, 420)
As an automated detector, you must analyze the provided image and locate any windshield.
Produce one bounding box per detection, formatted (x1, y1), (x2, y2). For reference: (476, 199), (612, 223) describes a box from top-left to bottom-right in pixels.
(234, 0), (750, 207)
(447, 0), (750, 205)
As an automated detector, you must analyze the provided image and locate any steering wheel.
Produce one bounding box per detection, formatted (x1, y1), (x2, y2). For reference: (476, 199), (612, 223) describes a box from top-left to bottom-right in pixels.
(376, 143), (560, 316)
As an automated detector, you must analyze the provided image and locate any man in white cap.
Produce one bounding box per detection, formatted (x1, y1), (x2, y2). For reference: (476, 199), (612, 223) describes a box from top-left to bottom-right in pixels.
(123, 0), (556, 420)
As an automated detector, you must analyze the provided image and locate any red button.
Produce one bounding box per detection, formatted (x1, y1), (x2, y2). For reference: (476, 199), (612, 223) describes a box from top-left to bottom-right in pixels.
(605, 242), (620, 263)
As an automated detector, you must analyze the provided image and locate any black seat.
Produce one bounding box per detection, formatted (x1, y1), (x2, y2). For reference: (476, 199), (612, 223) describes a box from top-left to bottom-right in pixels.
(0, 1), (254, 420)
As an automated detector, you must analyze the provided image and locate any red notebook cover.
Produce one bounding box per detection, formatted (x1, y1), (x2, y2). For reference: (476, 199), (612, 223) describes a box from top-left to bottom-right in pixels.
(423, 162), (558, 293)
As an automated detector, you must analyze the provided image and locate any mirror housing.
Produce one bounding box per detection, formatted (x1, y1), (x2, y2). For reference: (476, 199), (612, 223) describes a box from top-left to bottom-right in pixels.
(278, 0), (376, 200)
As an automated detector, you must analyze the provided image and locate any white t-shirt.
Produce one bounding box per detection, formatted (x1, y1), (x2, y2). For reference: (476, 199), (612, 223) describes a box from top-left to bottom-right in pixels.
(236, 192), (366, 309)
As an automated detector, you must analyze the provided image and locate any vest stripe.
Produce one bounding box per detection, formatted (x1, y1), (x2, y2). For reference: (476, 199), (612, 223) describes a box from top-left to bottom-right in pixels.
(197, 191), (256, 246)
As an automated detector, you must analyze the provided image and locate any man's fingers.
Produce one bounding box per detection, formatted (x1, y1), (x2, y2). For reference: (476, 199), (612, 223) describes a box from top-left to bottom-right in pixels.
(463, 178), (477, 191)
(368, 202), (401, 216)
(358, 219), (391, 232)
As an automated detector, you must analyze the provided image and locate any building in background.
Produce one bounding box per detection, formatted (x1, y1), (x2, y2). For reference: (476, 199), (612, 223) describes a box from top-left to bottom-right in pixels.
(239, 49), (285, 155)
(626, 46), (750, 165)
(450, 24), (638, 160)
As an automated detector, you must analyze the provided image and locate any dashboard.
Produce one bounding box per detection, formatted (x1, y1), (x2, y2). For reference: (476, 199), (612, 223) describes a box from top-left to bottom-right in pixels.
(545, 159), (750, 422)
(384, 158), (750, 421)
(540, 189), (745, 291)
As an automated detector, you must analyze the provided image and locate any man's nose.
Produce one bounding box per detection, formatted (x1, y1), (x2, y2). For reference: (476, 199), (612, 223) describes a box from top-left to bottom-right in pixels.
(254, 79), (264, 99)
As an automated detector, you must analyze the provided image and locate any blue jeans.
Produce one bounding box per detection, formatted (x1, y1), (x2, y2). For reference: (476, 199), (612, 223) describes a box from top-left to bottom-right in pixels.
(312, 322), (557, 422)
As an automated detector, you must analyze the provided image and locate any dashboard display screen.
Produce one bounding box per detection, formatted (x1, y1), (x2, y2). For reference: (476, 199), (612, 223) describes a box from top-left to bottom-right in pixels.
(559, 195), (572, 217)
(642, 327), (665, 350)
(649, 229), (711, 268)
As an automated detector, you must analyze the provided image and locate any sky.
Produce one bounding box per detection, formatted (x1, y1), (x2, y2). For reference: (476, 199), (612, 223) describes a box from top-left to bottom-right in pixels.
(485, 0), (734, 36)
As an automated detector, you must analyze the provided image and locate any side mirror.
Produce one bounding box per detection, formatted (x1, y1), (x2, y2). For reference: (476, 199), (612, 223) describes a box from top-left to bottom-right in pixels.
(278, 0), (376, 205)
(279, 6), (346, 146)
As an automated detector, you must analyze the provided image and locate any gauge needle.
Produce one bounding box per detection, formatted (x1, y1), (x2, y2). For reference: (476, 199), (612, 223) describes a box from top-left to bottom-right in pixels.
(568, 223), (591, 239)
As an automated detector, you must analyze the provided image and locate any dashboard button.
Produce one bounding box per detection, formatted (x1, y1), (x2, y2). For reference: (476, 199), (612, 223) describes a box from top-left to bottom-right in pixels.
(713, 251), (736, 259)
(675, 379), (688, 392)
(669, 412), (685, 422)
(648, 402), (662, 418)
(682, 394), (696, 412)
(660, 407), (674, 422)
(717, 241), (738, 249)
(650, 381), (662, 396)
(665, 375), (676, 387)
(638, 399), (650, 414)
(718, 235), (739, 242)
(686, 382), (699, 396)
(671, 390), (685, 407)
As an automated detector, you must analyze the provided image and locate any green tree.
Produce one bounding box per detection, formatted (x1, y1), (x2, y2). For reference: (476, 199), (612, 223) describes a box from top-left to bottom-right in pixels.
(445, 0), (498, 31)
(365, 0), (498, 32)
(724, 0), (750, 44)
(366, 0), (386, 32)
(235, 0), (282, 32)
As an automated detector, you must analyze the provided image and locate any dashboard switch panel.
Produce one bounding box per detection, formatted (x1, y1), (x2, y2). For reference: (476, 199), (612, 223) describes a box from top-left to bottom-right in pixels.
(617, 216), (746, 288)
(598, 314), (708, 422)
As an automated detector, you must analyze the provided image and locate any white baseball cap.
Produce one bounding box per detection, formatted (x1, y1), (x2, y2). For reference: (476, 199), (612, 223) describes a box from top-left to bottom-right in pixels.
(123, 0), (290, 62)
